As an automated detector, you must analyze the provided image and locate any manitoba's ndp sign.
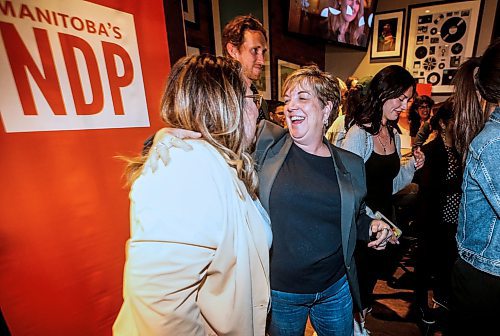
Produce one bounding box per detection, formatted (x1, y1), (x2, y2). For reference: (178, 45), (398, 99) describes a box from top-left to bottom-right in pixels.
(0, 0), (149, 132)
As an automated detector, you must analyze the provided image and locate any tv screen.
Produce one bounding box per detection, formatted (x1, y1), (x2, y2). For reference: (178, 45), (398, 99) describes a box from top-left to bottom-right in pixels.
(288, 0), (378, 50)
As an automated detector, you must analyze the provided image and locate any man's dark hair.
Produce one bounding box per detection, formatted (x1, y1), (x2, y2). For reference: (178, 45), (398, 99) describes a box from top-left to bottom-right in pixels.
(222, 15), (267, 57)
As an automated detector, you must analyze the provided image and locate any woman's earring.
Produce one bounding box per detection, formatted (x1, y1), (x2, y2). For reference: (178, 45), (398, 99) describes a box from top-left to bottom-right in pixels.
(441, 129), (447, 144)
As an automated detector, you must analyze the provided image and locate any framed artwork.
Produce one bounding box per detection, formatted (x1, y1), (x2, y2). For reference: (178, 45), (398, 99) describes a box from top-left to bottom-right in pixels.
(404, 0), (483, 93)
(371, 9), (405, 59)
(254, 62), (271, 99)
(186, 46), (200, 56)
(277, 60), (300, 101)
(183, 0), (196, 23)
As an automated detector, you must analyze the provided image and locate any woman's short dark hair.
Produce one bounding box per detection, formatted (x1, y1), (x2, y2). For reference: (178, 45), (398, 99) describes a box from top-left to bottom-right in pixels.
(476, 38), (500, 103)
(344, 77), (372, 131)
(409, 95), (435, 136)
(430, 99), (454, 131)
(354, 65), (416, 135)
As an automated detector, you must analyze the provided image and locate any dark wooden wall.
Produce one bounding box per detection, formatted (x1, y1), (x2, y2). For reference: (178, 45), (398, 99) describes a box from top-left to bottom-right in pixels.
(166, 0), (327, 100)
(494, 0), (500, 40)
(269, 0), (326, 100)
(185, 0), (216, 55)
(164, 0), (186, 65)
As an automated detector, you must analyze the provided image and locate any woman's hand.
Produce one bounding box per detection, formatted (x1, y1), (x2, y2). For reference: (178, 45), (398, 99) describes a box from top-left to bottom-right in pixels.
(145, 128), (202, 173)
(367, 220), (399, 250)
(413, 147), (425, 170)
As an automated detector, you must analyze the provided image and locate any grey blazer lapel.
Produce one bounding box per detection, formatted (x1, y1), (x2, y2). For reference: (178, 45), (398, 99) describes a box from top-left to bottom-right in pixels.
(259, 136), (293, 213)
(329, 144), (355, 265)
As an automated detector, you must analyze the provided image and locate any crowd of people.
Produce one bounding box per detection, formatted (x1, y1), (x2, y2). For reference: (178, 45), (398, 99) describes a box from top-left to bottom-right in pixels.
(113, 13), (499, 336)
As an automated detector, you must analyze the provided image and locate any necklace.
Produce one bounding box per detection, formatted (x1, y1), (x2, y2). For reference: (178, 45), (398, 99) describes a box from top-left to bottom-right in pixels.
(377, 126), (390, 154)
(377, 134), (387, 153)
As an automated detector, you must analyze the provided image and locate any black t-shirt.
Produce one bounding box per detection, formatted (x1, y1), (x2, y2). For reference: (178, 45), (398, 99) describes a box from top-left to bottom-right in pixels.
(269, 143), (345, 294)
(365, 151), (400, 217)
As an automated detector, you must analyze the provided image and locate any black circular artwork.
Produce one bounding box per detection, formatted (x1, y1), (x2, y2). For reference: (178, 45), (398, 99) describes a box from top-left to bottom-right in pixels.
(415, 46), (428, 59)
(438, 63), (445, 69)
(423, 57), (437, 70)
(430, 27), (438, 35)
(451, 43), (464, 54)
(427, 72), (441, 85)
(441, 17), (466, 43)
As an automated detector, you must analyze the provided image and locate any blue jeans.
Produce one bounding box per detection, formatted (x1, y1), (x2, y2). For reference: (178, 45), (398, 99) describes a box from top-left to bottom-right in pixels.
(268, 275), (353, 336)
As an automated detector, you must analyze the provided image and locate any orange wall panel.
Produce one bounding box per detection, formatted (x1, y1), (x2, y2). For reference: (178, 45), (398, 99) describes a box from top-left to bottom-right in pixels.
(0, 0), (171, 334)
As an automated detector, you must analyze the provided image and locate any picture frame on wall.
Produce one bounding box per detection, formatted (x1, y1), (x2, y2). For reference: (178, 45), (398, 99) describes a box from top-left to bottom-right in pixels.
(183, 0), (196, 23)
(186, 46), (201, 56)
(404, 0), (483, 93)
(370, 9), (406, 59)
(254, 62), (271, 100)
(277, 59), (300, 101)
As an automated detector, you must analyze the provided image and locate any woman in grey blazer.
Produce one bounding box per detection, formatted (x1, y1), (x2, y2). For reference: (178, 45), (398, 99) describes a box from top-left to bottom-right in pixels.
(255, 66), (396, 336)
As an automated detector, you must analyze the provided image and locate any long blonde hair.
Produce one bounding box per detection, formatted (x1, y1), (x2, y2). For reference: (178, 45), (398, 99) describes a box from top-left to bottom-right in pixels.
(328, 0), (365, 45)
(125, 54), (258, 198)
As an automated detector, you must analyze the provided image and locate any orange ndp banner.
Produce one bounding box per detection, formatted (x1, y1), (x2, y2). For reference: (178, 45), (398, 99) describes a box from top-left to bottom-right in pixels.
(0, 0), (171, 334)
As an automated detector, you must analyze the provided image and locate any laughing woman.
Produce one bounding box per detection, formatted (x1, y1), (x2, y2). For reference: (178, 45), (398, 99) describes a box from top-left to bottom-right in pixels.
(255, 66), (396, 336)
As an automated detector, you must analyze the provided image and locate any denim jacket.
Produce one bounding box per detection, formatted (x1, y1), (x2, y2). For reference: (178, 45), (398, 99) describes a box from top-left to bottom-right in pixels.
(456, 107), (500, 276)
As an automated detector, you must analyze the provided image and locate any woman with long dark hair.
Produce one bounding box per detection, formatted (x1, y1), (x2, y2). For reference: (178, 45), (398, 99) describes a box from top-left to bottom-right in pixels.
(341, 65), (425, 332)
(449, 39), (500, 335)
(342, 65), (424, 216)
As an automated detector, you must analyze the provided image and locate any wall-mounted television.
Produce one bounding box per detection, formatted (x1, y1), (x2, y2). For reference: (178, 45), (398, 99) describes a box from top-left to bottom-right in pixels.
(288, 0), (378, 50)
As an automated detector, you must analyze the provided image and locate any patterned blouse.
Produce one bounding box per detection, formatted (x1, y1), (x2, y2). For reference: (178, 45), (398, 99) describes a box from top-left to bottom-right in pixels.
(441, 145), (461, 224)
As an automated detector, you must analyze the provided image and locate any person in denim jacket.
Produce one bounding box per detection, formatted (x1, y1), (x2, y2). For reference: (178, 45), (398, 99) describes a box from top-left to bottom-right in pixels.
(449, 38), (500, 335)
